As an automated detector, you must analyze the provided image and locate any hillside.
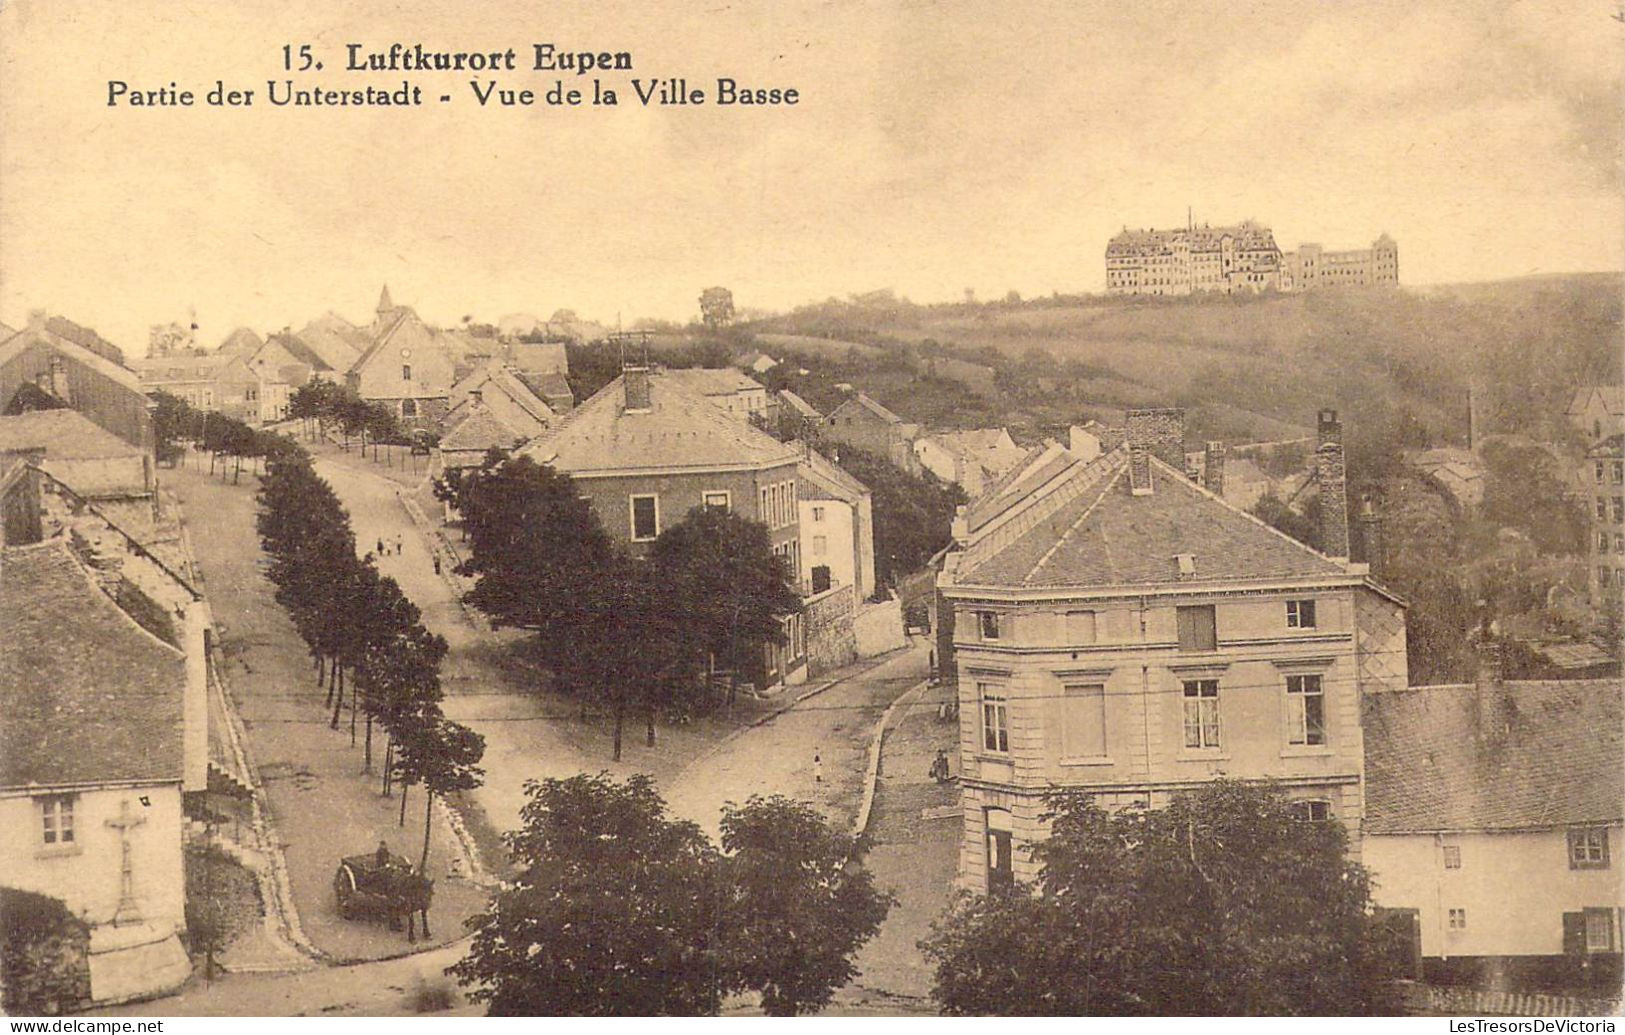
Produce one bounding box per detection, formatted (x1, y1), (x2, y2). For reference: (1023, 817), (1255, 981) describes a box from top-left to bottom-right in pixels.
(743, 275), (1622, 451)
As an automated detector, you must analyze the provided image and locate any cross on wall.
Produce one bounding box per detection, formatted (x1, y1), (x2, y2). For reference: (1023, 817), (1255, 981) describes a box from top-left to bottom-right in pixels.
(105, 798), (147, 927)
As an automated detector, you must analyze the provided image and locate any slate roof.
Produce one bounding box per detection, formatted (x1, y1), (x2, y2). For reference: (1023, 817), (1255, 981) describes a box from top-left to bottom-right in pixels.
(957, 449), (1348, 589)
(1364, 679), (1624, 834)
(0, 409), (144, 460)
(798, 445), (870, 504)
(516, 370), (575, 409)
(523, 370), (799, 476)
(779, 390), (821, 420)
(217, 327), (264, 354)
(0, 323), (146, 395)
(662, 367), (763, 397)
(449, 363), (555, 431)
(963, 442), (1082, 536)
(1, 541), (186, 788)
(43, 317), (127, 367)
(440, 408), (527, 454)
(831, 392), (905, 426)
(264, 332), (332, 373)
(294, 313), (371, 371)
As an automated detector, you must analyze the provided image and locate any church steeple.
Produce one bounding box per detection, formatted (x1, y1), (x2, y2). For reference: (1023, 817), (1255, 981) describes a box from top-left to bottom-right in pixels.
(376, 284), (394, 317)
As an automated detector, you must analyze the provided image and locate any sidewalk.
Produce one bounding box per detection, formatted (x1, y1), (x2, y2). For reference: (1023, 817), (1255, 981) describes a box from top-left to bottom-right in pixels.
(840, 678), (962, 1009)
(167, 465), (487, 963)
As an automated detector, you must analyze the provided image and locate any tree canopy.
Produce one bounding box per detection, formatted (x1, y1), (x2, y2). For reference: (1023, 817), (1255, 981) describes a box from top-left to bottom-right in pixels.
(450, 775), (891, 1016)
(920, 781), (1400, 1016)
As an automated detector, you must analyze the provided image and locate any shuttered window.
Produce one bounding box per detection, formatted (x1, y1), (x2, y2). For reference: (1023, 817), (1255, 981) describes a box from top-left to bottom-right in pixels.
(1177, 605), (1217, 651)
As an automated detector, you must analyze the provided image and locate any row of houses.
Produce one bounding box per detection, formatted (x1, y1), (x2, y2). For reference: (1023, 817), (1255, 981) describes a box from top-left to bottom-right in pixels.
(936, 407), (1622, 990)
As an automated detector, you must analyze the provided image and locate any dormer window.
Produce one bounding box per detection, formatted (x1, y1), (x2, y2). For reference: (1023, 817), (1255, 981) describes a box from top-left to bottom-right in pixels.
(1175, 554), (1196, 578)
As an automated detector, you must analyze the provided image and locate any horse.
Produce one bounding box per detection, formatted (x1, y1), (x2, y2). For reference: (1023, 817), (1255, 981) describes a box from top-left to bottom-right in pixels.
(381, 868), (435, 943)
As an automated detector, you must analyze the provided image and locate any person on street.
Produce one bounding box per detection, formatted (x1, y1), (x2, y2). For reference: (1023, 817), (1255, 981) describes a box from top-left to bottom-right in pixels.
(433, 554), (442, 575)
(814, 750), (823, 784)
(930, 748), (951, 783)
(376, 537), (385, 556)
(375, 840), (392, 868)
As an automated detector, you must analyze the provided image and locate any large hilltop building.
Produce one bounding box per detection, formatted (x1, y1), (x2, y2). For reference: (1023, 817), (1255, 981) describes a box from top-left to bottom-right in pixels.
(1105, 217), (1397, 296)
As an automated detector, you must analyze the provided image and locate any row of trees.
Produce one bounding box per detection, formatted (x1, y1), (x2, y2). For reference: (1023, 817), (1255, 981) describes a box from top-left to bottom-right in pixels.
(256, 448), (484, 871)
(286, 379), (416, 458)
(449, 774), (890, 1016)
(151, 391), (303, 479)
(436, 453), (799, 760)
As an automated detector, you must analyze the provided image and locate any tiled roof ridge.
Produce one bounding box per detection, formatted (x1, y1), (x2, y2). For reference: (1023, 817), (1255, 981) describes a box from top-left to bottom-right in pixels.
(1022, 463), (1128, 586)
(0, 324), (147, 394)
(7, 539), (186, 660)
(1145, 453), (1378, 585)
(958, 450), (1117, 574)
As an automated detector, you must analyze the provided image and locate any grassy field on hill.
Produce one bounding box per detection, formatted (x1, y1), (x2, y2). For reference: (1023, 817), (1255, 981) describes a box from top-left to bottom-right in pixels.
(744, 274), (1621, 452)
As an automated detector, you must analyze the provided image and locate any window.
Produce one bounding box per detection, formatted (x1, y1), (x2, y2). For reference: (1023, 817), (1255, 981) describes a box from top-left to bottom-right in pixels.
(812, 535), (827, 556)
(1585, 908), (1616, 952)
(1293, 800), (1331, 822)
(1615, 462), (1624, 485)
(1286, 599), (1317, 629)
(979, 682), (1009, 753)
(402, 364), (412, 381)
(1617, 534), (1625, 554)
(40, 796), (73, 845)
(1442, 845), (1462, 869)
(978, 611), (1001, 641)
(630, 494), (659, 541)
(702, 491), (730, 513)
(1285, 674), (1326, 745)
(985, 809), (1014, 893)
(1182, 679), (1220, 749)
(760, 486), (770, 523)
(1448, 909), (1467, 930)
(1176, 605), (1217, 651)
(1569, 828), (1610, 869)
(400, 398), (417, 418)
(1066, 610), (1097, 645)
(1613, 497), (1624, 523)
(1599, 497), (1610, 520)
(812, 505), (825, 522)
(1062, 683), (1107, 758)
(1603, 533), (1613, 553)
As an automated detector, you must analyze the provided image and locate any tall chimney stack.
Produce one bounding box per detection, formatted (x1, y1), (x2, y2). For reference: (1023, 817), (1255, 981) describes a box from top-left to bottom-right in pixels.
(1125, 408), (1186, 496)
(623, 365), (651, 412)
(1359, 493), (1384, 581)
(1315, 409), (1349, 559)
(1203, 441), (1226, 498)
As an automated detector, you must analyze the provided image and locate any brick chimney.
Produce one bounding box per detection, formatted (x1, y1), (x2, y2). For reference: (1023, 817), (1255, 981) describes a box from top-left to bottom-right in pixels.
(1203, 441), (1226, 497)
(1126, 407), (1185, 496)
(1315, 409), (1349, 559)
(623, 366), (651, 412)
(468, 387), (484, 411)
(1358, 493), (1384, 580)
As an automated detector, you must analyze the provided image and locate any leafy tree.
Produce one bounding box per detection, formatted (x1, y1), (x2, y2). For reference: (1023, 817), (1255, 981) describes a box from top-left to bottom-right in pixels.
(1478, 439), (1586, 555)
(717, 796), (893, 1016)
(650, 505), (800, 701)
(830, 445), (966, 591)
(450, 773), (721, 1016)
(699, 286), (735, 330)
(920, 781), (1400, 1016)
(441, 456), (618, 678)
(1249, 492), (1322, 552)
(394, 716), (484, 871)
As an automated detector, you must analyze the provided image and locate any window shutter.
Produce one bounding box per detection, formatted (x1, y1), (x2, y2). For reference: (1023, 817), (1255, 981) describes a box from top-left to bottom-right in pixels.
(1563, 911), (1587, 955)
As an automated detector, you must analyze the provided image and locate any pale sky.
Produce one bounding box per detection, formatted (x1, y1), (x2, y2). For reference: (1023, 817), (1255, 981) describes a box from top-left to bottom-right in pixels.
(0, 0), (1619, 354)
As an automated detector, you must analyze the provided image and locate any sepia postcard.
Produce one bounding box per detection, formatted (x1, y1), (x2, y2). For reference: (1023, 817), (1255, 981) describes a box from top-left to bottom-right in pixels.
(0, 0), (1621, 1024)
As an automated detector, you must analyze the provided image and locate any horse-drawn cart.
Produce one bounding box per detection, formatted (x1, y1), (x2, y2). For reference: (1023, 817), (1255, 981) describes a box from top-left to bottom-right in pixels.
(334, 850), (434, 941)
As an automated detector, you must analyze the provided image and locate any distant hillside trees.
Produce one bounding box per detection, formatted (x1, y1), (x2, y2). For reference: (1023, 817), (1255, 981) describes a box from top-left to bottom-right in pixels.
(831, 445), (966, 592)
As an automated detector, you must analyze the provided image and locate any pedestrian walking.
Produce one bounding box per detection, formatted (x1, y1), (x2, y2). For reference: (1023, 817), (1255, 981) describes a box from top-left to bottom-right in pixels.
(433, 554), (442, 576)
(930, 748), (951, 784)
(813, 750), (823, 784)
(393, 533), (403, 556)
(376, 537), (385, 556)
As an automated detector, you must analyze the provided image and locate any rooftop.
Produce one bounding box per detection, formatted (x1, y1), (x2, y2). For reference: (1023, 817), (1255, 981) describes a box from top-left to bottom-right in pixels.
(660, 367), (763, 397)
(955, 447), (1353, 591)
(0, 409), (144, 461)
(522, 369), (799, 476)
(1364, 678), (1624, 834)
(0, 540), (186, 788)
